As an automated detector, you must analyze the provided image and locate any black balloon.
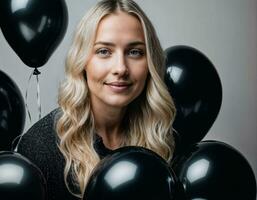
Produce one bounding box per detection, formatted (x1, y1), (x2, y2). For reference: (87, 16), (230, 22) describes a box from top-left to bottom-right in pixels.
(171, 140), (257, 200)
(0, 151), (47, 199)
(0, 0), (68, 68)
(84, 146), (179, 200)
(164, 46), (222, 153)
(0, 70), (25, 151)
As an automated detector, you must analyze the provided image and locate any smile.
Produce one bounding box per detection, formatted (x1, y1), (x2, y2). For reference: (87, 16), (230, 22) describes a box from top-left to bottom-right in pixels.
(104, 82), (132, 92)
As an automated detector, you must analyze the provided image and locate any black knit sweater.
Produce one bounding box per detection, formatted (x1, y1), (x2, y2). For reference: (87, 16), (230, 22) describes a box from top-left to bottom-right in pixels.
(17, 109), (113, 200)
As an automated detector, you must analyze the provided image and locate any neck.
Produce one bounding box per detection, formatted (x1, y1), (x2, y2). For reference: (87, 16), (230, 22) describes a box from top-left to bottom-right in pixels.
(91, 100), (127, 150)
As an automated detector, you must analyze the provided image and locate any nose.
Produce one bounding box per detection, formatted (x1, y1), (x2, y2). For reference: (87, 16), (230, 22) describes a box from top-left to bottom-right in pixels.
(112, 52), (128, 77)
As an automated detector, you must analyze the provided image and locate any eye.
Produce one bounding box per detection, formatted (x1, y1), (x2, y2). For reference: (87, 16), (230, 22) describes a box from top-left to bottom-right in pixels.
(96, 48), (111, 57)
(128, 49), (145, 58)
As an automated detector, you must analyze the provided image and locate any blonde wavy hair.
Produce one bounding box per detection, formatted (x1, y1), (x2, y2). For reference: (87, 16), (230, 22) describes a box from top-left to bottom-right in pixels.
(57, 0), (176, 198)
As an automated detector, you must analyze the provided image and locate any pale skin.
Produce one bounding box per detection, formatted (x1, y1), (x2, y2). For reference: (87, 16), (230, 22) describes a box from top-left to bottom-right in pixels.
(85, 11), (148, 149)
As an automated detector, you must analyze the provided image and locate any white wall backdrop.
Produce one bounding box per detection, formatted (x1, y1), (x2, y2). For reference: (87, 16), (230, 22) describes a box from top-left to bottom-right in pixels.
(0, 0), (256, 188)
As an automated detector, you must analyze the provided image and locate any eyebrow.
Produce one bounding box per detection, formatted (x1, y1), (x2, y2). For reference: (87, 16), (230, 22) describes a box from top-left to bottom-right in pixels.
(94, 41), (146, 47)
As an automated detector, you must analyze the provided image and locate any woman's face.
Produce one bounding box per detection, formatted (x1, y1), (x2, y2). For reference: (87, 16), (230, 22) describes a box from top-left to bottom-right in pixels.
(85, 11), (148, 109)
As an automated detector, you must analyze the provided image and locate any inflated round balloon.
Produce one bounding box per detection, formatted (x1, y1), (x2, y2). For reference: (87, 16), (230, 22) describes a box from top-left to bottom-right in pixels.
(0, 151), (47, 200)
(0, 0), (68, 68)
(171, 140), (257, 200)
(0, 70), (25, 151)
(164, 46), (222, 153)
(84, 146), (179, 200)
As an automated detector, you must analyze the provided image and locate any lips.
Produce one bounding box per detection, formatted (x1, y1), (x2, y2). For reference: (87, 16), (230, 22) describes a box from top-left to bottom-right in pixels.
(104, 81), (132, 87)
(104, 81), (132, 92)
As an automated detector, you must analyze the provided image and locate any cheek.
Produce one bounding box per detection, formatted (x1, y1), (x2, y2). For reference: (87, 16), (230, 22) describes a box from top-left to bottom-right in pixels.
(130, 58), (148, 75)
(135, 63), (148, 83)
(133, 66), (149, 93)
(86, 61), (109, 83)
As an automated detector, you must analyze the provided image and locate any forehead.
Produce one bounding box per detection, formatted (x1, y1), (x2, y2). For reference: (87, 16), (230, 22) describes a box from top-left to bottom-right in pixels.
(94, 11), (145, 43)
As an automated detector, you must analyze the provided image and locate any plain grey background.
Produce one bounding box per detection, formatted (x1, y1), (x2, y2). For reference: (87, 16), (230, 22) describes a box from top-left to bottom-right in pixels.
(0, 0), (256, 191)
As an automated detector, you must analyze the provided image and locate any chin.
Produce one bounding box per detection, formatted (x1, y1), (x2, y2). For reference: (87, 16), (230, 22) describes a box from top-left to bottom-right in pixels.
(108, 101), (130, 108)
(105, 97), (134, 108)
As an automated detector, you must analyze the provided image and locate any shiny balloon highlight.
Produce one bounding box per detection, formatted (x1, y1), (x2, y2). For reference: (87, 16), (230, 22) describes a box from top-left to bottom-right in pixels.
(0, 0), (68, 68)
(165, 45), (222, 153)
(0, 151), (47, 200)
(171, 140), (257, 200)
(84, 146), (178, 200)
(0, 70), (25, 151)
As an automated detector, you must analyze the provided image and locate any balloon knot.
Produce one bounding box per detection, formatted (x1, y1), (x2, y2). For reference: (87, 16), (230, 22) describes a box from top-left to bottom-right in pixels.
(33, 68), (41, 75)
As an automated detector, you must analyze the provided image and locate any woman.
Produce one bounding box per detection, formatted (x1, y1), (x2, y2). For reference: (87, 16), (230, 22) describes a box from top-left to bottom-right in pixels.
(17, 0), (176, 199)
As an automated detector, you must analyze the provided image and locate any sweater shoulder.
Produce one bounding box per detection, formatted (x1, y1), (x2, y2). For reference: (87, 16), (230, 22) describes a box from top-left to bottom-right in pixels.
(16, 108), (62, 163)
(19, 108), (60, 145)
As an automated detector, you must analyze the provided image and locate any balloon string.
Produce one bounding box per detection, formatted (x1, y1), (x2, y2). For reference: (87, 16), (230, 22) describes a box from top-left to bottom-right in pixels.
(12, 68), (42, 152)
(36, 73), (42, 120)
(25, 70), (34, 123)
